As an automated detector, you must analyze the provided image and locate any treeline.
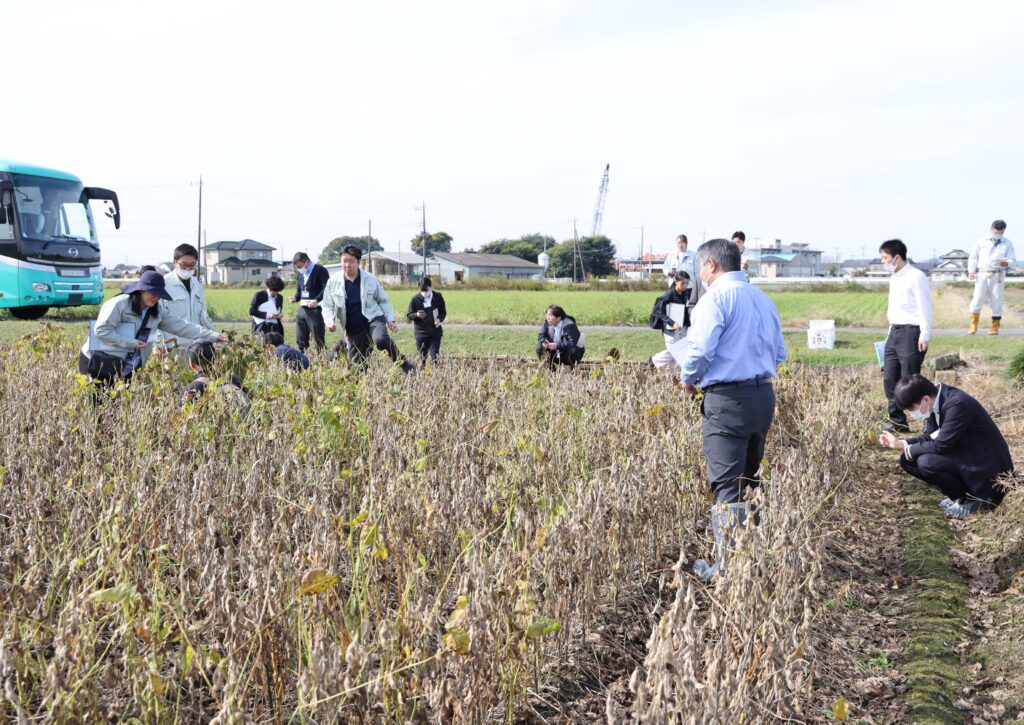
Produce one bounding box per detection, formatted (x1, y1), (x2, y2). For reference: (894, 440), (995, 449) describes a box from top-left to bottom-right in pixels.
(318, 233), (617, 278)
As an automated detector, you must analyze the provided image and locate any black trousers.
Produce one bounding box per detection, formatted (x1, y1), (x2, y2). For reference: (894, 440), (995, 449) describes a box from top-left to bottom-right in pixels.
(540, 347), (584, 369)
(701, 380), (775, 504)
(415, 330), (443, 365)
(346, 318), (401, 364)
(79, 351), (127, 388)
(900, 453), (1003, 504)
(296, 306), (325, 352)
(883, 325), (926, 427)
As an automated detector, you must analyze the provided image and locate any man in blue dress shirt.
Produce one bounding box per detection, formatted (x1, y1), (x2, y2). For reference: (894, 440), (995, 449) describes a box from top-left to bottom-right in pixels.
(673, 238), (787, 580)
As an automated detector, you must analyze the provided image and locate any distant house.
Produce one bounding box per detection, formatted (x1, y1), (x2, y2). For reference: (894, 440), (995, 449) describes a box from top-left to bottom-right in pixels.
(323, 251), (441, 286)
(157, 262), (174, 274)
(929, 250), (969, 281)
(431, 252), (542, 283)
(747, 241), (823, 277)
(202, 239), (280, 284)
(615, 253), (667, 279)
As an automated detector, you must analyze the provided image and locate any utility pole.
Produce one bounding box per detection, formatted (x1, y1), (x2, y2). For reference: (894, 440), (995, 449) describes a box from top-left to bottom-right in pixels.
(572, 217), (579, 283)
(419, 202), (428, 278)
(640, 224), (645, 278)
(194, 175), (203, 278)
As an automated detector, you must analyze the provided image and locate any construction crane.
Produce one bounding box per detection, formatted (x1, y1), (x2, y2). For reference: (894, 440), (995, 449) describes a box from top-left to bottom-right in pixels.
(590, 163), (610, 237)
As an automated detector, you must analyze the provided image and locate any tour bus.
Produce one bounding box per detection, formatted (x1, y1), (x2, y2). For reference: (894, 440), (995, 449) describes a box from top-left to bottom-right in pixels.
(0, 159), (120, 319)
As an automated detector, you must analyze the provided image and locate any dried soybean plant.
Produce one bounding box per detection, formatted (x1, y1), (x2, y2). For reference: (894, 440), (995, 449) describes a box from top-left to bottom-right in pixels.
(0, 326), (866, 722)
(627, 366), (877, 723)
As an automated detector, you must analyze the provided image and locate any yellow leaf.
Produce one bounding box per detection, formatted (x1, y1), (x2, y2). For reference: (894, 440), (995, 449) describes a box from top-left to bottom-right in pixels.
(534, 528), (548, 548)
(88, 583), (135, 604)
(301, 568), (340, 595)
(832, 699), (849, 721)
(443, 626), (470, 655)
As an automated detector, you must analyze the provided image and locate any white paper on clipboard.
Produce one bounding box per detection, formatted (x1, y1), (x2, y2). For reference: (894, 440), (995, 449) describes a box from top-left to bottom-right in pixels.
(88, 321), (148, 357)
(258, 300), (278, 315)
(666, 303), (686, 326)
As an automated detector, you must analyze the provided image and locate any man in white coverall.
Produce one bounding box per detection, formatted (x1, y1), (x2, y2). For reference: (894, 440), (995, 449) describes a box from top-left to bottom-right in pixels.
(968, 220), (1015, 335)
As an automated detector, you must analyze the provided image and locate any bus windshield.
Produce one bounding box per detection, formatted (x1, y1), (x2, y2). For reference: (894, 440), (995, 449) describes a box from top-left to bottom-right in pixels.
(12, 174), (97, 246)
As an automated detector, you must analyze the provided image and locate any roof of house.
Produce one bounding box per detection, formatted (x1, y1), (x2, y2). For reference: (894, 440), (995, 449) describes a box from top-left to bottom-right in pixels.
(941, 249), (969, 259)
(214, 256), (280, 268)
(365, 251), (438, 265)
(204, 239), (276, 252)
(760, 253), (797, 263)
(433, 252), (541, 269)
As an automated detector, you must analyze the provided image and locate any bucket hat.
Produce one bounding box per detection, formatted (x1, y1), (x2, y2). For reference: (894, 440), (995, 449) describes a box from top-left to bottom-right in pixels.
(120, 270), (172, 300)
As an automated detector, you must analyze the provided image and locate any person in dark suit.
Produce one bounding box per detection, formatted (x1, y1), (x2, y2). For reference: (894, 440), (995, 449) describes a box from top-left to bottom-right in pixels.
(879, 374), (1011, 517)
(289, 252), (331, 353)
(249, 274), (286, 339)
(406, 277), (446, 366)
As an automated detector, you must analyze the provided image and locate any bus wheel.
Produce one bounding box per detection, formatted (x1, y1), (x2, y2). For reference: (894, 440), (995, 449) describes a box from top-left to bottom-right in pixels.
(10, 305), (50, 320)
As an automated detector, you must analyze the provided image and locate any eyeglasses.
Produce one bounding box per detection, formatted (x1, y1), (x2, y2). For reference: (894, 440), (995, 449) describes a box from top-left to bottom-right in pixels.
(177, 262), (198, 270)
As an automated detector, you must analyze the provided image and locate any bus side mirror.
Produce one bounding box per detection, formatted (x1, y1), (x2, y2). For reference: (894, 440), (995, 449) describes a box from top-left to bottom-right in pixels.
(84, 187), (121, 230)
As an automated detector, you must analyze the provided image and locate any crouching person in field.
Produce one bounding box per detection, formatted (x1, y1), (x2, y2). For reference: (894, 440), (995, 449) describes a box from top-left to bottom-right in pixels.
(537, 305), (585, 369)
(262, 331), (310, 373)
(879, 374), (1011, 517)
(80, 270), (226, 388)
(182, 341), (249, 415)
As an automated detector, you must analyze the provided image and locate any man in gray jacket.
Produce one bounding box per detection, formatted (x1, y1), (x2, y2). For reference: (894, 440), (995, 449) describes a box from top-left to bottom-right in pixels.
(322, 245), (415, 372)
(156, 243), (215, 357)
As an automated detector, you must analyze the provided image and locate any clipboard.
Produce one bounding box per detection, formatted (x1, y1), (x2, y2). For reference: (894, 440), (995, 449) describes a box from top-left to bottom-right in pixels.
(666, 303), (686, 326)
(88, 321), (149, 358)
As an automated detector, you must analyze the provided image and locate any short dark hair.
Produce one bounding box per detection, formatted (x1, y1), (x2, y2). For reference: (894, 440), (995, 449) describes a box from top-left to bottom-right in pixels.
(674, 271), (691, 282)
(265, 275), (285, 292)
(139, 264), (157, 274)
(731, 231), (746, 242)
(546, 304), (566, 320)
(293, 252), (311, 264)
(341, 245), (363, 260)
(676, 234), (688, 245)
(174, 243), (200, 261)
(879, 239), (907, 261)
(697, 238), (741, 273)
(263, 331), (284, 347)
(188, 340), (217, 373)
(992, 219), (1007, 231)
(894, 374), (938, 410)
(419, 276), (432, 291)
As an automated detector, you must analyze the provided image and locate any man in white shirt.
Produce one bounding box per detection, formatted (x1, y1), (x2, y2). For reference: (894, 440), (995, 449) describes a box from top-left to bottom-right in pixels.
(967, 219), (1015, 335)
(880, 238), (932, 432)
(661, 234), (697, 286)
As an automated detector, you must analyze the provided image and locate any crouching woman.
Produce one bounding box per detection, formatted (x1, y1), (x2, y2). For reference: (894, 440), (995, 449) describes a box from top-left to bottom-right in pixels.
(536, 305), (585, 368)
(80, 270), (226, 386)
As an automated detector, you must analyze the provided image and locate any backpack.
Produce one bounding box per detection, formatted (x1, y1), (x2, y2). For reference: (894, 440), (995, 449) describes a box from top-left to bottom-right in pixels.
(649, 297), (665, 331)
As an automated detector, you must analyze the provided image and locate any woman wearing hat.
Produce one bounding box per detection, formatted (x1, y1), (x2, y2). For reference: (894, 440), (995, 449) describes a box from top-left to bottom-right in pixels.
(79, 270), (226, 386)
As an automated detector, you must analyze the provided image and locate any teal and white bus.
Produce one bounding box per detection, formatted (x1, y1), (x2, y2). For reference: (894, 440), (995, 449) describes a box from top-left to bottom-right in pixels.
(0, 159), (120, 319)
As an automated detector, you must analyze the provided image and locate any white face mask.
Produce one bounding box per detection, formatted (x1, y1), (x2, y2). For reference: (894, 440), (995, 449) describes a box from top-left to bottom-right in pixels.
(700, 262), (712, 289)
(907, 400), (931, 421)
(176, 268), (194, 280)
(883, 262), (897, 274)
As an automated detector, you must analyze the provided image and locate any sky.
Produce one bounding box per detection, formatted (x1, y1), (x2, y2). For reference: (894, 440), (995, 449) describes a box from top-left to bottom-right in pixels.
(4, 0), (1023, 264)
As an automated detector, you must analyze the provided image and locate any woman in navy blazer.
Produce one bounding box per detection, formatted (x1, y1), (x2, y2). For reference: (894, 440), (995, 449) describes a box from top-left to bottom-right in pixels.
(249, 275), (285, 339)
